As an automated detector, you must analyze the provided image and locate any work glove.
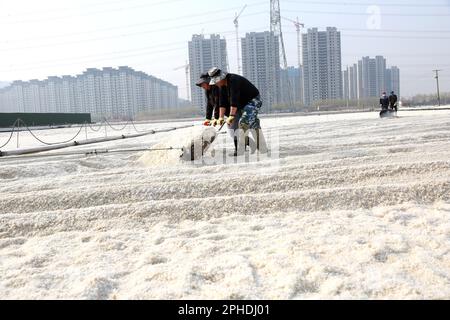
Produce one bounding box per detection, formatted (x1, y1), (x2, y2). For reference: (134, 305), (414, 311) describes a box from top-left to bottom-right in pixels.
(216, 118), (225, 126)
(203, 119), (211, 126)
(226, 115), (235, 126)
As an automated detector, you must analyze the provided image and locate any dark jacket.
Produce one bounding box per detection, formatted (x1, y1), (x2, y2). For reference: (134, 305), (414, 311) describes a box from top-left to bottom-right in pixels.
(223, 74), (260, 110)
(389, 94), (398, 107)
(380, 96), (390, 109)
(205, 86), (230, 120)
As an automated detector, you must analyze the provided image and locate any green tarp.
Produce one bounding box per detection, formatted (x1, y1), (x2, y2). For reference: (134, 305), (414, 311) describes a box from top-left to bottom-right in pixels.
(0, 113), (91, 128)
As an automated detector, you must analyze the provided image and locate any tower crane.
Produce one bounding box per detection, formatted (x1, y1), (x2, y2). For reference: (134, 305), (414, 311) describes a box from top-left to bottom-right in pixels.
(282, 16), (305, 69)
(234, 4), (247, 75)
(174, 61), (190, 102)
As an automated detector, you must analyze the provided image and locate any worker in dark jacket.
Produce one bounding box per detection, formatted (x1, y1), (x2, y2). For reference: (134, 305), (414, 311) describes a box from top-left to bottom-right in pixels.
(380, 92), (390, 110)
(389, 91), (398, 112)
(208, 67), (267, 155)
(196, 73), (221, 126)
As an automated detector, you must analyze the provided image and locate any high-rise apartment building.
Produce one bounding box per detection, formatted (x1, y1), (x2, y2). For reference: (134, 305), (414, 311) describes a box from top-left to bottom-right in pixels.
(0, 67), (179, 120)
(280, 67), (303, 106)
(342, 64), (359, 101)
(348, 64), (358, 100)
(358, 56), (388, 98)
(188, 34), (228, 108)
(375, 56), (387, 95)
(302, 27), (342, 106)
(241, 31), (280, 111)
(386, 66), (400, 97)
(343, 69), (349, 101)
(346, 57), (400, 100)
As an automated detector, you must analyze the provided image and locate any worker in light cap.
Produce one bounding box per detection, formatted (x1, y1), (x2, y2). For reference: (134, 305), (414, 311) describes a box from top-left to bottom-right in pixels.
(208, 67), (267, 156)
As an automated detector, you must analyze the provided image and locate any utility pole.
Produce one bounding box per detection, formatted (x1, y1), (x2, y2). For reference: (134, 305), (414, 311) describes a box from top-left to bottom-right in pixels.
(433, 69), (442, 106)
(234, 5), (247, 75)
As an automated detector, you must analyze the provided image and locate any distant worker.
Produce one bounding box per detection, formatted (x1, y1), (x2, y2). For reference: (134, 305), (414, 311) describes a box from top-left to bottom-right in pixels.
(208, 67), (267, 156)
(389, 91), (398, 112)
(380, 92), (390, 111)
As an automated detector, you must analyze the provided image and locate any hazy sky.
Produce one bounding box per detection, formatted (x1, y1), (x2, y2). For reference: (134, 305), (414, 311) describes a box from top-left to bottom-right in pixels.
(1, 0), (450, 98)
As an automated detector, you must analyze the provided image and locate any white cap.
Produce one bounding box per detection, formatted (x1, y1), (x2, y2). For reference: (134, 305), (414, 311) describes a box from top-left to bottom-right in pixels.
(208, 67), (227, 85)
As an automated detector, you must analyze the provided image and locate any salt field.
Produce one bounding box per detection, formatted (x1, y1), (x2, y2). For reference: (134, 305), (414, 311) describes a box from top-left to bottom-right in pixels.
(0, 110), (449, 299)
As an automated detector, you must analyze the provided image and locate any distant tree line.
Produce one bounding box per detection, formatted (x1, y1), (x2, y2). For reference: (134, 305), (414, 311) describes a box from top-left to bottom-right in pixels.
(135, 92), (450, 121)
(136, 106), (202, 121)
(401, 92), (450, 107)
(271, 97), (379, 113)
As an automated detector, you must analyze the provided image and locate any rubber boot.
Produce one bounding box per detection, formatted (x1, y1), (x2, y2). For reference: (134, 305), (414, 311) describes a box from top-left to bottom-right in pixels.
(236, 130), (247, 157)
(256, 129), (268, 154)
(245, 136), (250, 151)
(229, 137), (239, 157)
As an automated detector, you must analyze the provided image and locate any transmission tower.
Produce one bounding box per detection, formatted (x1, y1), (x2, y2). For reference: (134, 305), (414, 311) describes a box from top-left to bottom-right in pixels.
(270, 0), (293, 113)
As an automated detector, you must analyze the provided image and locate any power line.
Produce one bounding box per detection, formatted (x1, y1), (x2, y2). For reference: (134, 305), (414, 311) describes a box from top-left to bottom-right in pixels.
(2, 6), (447, 54)
(2, 41), (187, 69)
(0, 46), (187, 73)
(0, 26), (262, 73)
(283, 30), (450, 39)
(0, 0), (154, 18)
(0, 27), (266, 74)
(1, 11), (267, 52)
(282, 25), (450, 34)
(1, 29), (245, 71)
(341, 34), (450, 40)
(0, 26), (268, 74)
(0, 37), (237, 75)
(1, 0), (267, 25)
(2, 39), (449, 75)
(283, 0), (450, 7)
(284, 9), (450, 17)
(3, 2), (447, 46)
(344, 52), (450, 57)
(0, 2), (267, 45)
(0, 0), (185, 24)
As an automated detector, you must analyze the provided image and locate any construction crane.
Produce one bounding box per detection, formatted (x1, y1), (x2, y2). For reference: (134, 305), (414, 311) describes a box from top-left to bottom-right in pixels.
(234, 4), (247, 75)
(174, 61), (190, 101)
(282, 16), (305, 69)
(282, 16), (305, 106)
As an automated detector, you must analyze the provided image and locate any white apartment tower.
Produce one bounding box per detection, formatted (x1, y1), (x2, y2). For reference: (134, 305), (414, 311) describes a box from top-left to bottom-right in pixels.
(302, 27), (343, 106)
(0, 67), (179, 120)
(358, 56), (388, 98)
(281, 67), (303, 107)
(241, 31), (281, 111)
(188, 34), (228, 109)
(342, 64), (358, 101)
(386, 66), (400, 97)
